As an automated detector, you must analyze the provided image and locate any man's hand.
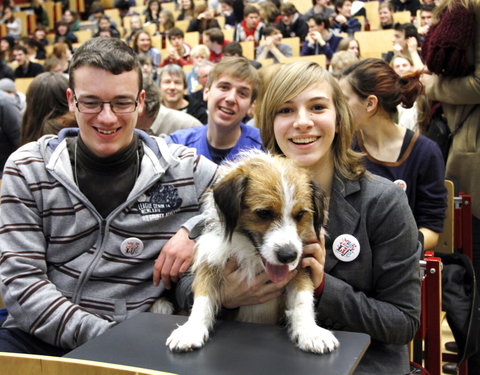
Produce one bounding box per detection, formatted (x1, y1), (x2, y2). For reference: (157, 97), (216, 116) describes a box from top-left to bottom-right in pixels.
(153, 227), (195, 289)
(221, 259), (297, 309)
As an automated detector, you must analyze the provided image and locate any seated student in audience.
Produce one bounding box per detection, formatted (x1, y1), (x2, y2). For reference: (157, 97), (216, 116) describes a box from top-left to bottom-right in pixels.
(0, 77), (25, 113)
(332, 0), (361, 36)
(256, 25), (292, 63)
(87, 4), (119, 29)
(137, 76), (201, 135)
(188, 60), (213, 109)
(276, 2), (309, 42)
(159, 64), (208, 124)
(21, 72), (74, 145)
(234, 5), (265, 46)
(12, 45), (45, 79)
(173, 60), (422, 374)
(258, 0), (281, 26)
(303, 0), (335, 22)
(133, 30), (161, 68)
(337, 37), (360, 58)
(339, 58), (446, 250)
(158, 10), (175, 48)
(0, 6), (21, 40)
(417, 3), (435, 42)
(0, 85), (21, 178)
(223, 41), (262, 69)
(19, 36), (46, 61)
(378, 1), (395, 30)
(166, 57), (263, 164)
(187, 4), (220, 34)
(203, 27), (229, 63)
(329, 50), (358, 76)
(124, 14), (144, 47)
(383, 23), (424, 71)
(138, 53), (158, 84)
(186, 45), (211, 94)
(47, 42), (72, 74)
(218, 0), (237, 28)
(32, 26), (49, 47)
(54, 21), (78, 44)
(144, 0), (162, 27)
(93, 15), (121, 38)
(0, 37), (218, 355)
(301, 13), (342, 60)
(62, 9), (80, 32)
(161, 27), (192, 67)
(177, 0), (196, 21)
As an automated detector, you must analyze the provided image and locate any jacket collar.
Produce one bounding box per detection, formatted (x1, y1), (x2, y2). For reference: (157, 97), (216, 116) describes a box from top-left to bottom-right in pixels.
(324, 173), (361, 272)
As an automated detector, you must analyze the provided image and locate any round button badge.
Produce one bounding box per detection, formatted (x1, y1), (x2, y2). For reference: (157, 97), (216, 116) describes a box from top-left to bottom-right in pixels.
(394, 179), (407, 191)
(332, 234), (360, 262)
(120, 237), (144, 257)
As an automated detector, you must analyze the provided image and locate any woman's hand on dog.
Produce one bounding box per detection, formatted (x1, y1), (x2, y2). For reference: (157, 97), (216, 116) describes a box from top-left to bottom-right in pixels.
(301, 230), (326, 289)
(221, 259), (297, 309)
(153, 227), (195, 289)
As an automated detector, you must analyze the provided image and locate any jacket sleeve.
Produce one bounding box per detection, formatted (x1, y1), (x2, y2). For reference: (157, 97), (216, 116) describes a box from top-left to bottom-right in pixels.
(0, 153), (115, 349)
(316, 183), (421, 345)
(424, 4), (480, 104)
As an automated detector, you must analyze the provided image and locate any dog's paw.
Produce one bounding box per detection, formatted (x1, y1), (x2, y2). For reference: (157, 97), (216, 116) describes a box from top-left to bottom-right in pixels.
(166, 322), (210, 352)
(149, 297), (174, 314)
(291, 325), (339, 354)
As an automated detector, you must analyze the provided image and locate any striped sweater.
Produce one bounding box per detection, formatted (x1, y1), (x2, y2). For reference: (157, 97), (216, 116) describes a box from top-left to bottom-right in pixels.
(0, 129), (217, 349)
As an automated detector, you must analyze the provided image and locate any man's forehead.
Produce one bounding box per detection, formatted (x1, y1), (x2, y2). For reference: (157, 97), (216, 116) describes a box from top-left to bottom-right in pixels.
(214, 75), (253, 90)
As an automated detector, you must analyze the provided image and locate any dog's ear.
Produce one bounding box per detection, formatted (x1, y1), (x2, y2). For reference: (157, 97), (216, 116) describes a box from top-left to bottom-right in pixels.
(213, 170), (248, 241)
(310, 181), (327, 240)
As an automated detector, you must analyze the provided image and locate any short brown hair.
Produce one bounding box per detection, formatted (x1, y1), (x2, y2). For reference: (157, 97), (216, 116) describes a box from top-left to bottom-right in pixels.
(206, 56), (261, 102)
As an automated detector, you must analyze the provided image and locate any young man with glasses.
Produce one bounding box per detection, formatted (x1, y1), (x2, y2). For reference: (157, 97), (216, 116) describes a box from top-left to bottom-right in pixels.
(0, 37), (217, 355)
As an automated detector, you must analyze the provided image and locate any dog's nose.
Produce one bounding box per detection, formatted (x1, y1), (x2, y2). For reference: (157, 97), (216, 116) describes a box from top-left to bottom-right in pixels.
(276, 246), (298, 264)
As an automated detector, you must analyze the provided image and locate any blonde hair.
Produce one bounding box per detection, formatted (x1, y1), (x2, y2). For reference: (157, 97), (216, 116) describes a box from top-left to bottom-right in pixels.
(190, 44), (210, 58)
(258, 61), (365, 180)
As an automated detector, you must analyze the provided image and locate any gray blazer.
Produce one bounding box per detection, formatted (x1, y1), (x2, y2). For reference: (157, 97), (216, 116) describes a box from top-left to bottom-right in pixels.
(317, 172), (421, 374)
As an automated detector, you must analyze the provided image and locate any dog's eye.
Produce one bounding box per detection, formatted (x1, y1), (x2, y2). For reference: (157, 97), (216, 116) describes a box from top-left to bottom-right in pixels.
(255, 209), (275, 220)
(294, 210), (307, 221)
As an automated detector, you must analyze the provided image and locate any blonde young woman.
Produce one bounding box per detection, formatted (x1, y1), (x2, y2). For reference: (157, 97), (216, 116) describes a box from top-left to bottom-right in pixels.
(258, 61), (420, 374)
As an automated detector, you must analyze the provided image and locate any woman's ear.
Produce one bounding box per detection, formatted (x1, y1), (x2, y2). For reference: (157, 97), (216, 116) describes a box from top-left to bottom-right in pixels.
(366, 95), (378, 114)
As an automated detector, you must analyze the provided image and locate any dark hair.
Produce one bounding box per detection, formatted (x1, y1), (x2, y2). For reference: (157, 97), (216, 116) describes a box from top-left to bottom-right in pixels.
(223, 41), (242, 56)
(420, 3), (436, 12)
(21, 72), (70, 145)
(203, 27), (224, 44)
(341, 58), (423, 114)
(394, 23), (420, 44)
(263, 24), (281, 36)
(335, 0), (351, 11)
(68, 37), (142, 92)
(167, 27), (184, 39)
(309, 13), (330, 29)
(55, 21), (71, 35)
(244, 4), (260, 17)
(12, 45), (28, 54)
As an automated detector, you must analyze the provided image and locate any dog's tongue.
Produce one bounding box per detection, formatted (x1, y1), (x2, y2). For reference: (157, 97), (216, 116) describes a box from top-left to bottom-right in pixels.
(266, 262), (289, 282)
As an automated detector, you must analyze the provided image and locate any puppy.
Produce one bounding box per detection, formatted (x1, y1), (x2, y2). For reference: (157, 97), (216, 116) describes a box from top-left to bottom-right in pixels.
(166, 151), (339, 354)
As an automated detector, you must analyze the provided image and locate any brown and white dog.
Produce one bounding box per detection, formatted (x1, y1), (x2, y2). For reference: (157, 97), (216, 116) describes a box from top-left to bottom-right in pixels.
(166, 151), (339, 354)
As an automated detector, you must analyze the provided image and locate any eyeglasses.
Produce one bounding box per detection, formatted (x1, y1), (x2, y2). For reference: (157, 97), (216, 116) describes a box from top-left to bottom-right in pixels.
(73, 93), (139, 114)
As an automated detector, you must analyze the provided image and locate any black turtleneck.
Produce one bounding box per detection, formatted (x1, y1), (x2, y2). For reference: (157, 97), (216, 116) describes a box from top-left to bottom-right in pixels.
(67, 134), (143, 218)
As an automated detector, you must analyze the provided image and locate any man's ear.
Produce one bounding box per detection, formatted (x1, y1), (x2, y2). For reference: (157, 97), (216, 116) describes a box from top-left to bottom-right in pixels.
(66, 88), (76, 112)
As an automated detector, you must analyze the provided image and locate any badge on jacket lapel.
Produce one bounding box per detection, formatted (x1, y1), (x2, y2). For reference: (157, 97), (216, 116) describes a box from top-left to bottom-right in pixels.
(332, 234), (360, 262)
